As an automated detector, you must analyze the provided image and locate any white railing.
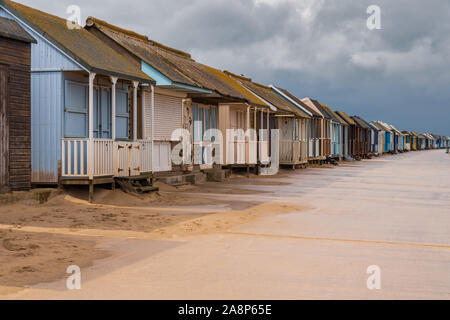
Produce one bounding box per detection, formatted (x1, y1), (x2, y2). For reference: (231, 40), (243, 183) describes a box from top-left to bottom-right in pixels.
(280, 140), (306, 164)
(259, 140), (270, 164)
(226, 139), (246, 164)
(153, 141), (171, 172)
(300, 141), (307, 162)
(248, 140), (257, 164)
(62, 138), (155, 178)
(293, 141), (301, 162)
(61, 139), (87, 177)
(280, 140), (294, 163)
(61, 138), (114, 178)
(138, 140), (152, 173)
(92, 139), (114, 177)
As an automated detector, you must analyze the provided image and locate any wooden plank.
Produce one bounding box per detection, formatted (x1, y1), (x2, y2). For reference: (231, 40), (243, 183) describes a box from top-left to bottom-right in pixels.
(0, 40), (32, 191)
(0, 65), (9, 193)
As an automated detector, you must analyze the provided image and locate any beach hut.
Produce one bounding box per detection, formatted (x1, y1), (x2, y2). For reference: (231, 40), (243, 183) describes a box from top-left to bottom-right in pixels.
(417, 134), (425, 150)
(203, 68), (274, 173)
(320, 105), (346, 160)
(301, 98), (332, 161)
(335, 111), (357, 160)
(271, 87), (323, 162)
(333, 111), (350, 159)
(223, 73), (311, 168)
(369, 123), (384, 155)
(402, 131), (412, 151)
(423, 133), (435, 149)
(373, 121), (394, 153)
(0, 0), (160, 201)
(0, 16), (35, 193)
(351, 116), (372, 158)
(410, 132), (418, 151)
(390, 125), (404, 152)
(383, 123), (399, 153)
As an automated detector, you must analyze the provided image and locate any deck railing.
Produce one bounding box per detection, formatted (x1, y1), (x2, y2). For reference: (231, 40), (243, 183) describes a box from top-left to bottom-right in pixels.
(138, 140), (152, 173)
(62, 138), (152, 179)
(280, 140), (299, 163)
(61, 138), (114, 178)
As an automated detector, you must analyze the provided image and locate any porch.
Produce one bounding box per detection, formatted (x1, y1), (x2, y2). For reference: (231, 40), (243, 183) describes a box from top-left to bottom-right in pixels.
(280, 140), (308, 166)
(220, 103), (272, 168)
(60, 72), (156, 201)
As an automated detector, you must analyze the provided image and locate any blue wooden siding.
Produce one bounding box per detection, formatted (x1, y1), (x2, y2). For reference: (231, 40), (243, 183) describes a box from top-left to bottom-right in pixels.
(31, 72), (63, 183)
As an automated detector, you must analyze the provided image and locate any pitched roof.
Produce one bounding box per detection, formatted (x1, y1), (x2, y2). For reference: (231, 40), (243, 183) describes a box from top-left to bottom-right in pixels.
(389, 125), (403, 135)
(369, 123), (381, 131)
(271, 87), (319, 117)
(352, 116), (372, 130)
(203, 67), (269, 107)
(224, 72), (310, 118)
(333, 111), (349, 126)
(374, 121), (393, 132)
(0, 16), (35, 43)
(301, 98), (326, 118)
(335, 111), (356, 126)
(0, 0), (153, 83)
(320, 104), (346, 124)
(85, 17), (250, 101)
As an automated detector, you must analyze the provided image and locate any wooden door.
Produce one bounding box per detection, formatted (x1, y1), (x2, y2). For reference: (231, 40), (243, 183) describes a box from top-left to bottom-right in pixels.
(0, 65), (9, 193)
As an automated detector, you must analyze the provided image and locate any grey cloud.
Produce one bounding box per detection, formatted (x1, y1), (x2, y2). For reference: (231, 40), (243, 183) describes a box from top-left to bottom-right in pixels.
(16, 0), (450, 134)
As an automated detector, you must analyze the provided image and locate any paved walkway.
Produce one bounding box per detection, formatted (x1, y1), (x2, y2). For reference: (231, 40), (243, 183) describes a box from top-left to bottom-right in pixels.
(6, 150), (450, 299)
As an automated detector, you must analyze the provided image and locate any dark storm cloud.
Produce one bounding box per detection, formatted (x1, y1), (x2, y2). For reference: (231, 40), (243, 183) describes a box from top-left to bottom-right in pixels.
(15, 0), (450, 134)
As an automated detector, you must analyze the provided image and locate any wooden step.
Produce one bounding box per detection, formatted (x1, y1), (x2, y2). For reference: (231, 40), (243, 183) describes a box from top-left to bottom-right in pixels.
(115, 177), (158, 195)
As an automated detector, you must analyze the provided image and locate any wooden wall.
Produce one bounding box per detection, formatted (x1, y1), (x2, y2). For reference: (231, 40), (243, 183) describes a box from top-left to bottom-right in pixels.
(0, 37), (31, 191)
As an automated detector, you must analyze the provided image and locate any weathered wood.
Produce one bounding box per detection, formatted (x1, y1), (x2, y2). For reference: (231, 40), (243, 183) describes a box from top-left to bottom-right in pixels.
(0, 65), (9, 193)
(0, 36), (32, 191)
(89, 180), (94, 203)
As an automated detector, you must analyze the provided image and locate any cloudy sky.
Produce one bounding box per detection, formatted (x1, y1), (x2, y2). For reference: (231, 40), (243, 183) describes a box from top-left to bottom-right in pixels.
(16, 0), (450, 134)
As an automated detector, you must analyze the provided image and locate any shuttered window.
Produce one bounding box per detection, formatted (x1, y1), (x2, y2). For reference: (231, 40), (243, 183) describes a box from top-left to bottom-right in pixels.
(144, 90), (151, 139)
(116, 89), (129, 140)
(153, 93), (182, 141)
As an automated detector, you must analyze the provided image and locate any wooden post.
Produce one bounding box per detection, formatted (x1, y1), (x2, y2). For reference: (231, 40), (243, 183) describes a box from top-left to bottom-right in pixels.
(151, 85), (155, 172)
(89, 180), (94, 203)
(110, 76), (118, 141)
(132, 81), (139, 141)
(57, 160), (62, 190)
(141, 87), (146, 140)
(88, 73), (96, 140)
(88, 72), (96, 181)
(267, 108), (270, 157)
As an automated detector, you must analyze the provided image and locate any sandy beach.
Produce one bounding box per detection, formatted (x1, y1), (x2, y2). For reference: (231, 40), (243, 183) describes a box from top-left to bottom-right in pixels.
(0, 150), (449, 299)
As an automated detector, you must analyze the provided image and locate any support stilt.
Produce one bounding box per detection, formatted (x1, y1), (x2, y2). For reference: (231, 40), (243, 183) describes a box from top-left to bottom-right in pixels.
(89, 180), (94, 203)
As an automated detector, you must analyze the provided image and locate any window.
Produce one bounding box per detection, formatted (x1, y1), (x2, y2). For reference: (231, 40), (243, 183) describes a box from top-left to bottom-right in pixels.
(64, 81), (87, 138)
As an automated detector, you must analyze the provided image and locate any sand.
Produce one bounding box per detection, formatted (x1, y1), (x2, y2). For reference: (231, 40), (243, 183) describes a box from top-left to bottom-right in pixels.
(0, 180), (302, 294)
(0, 229), (108, 295)
(1, 150), (449, 299)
